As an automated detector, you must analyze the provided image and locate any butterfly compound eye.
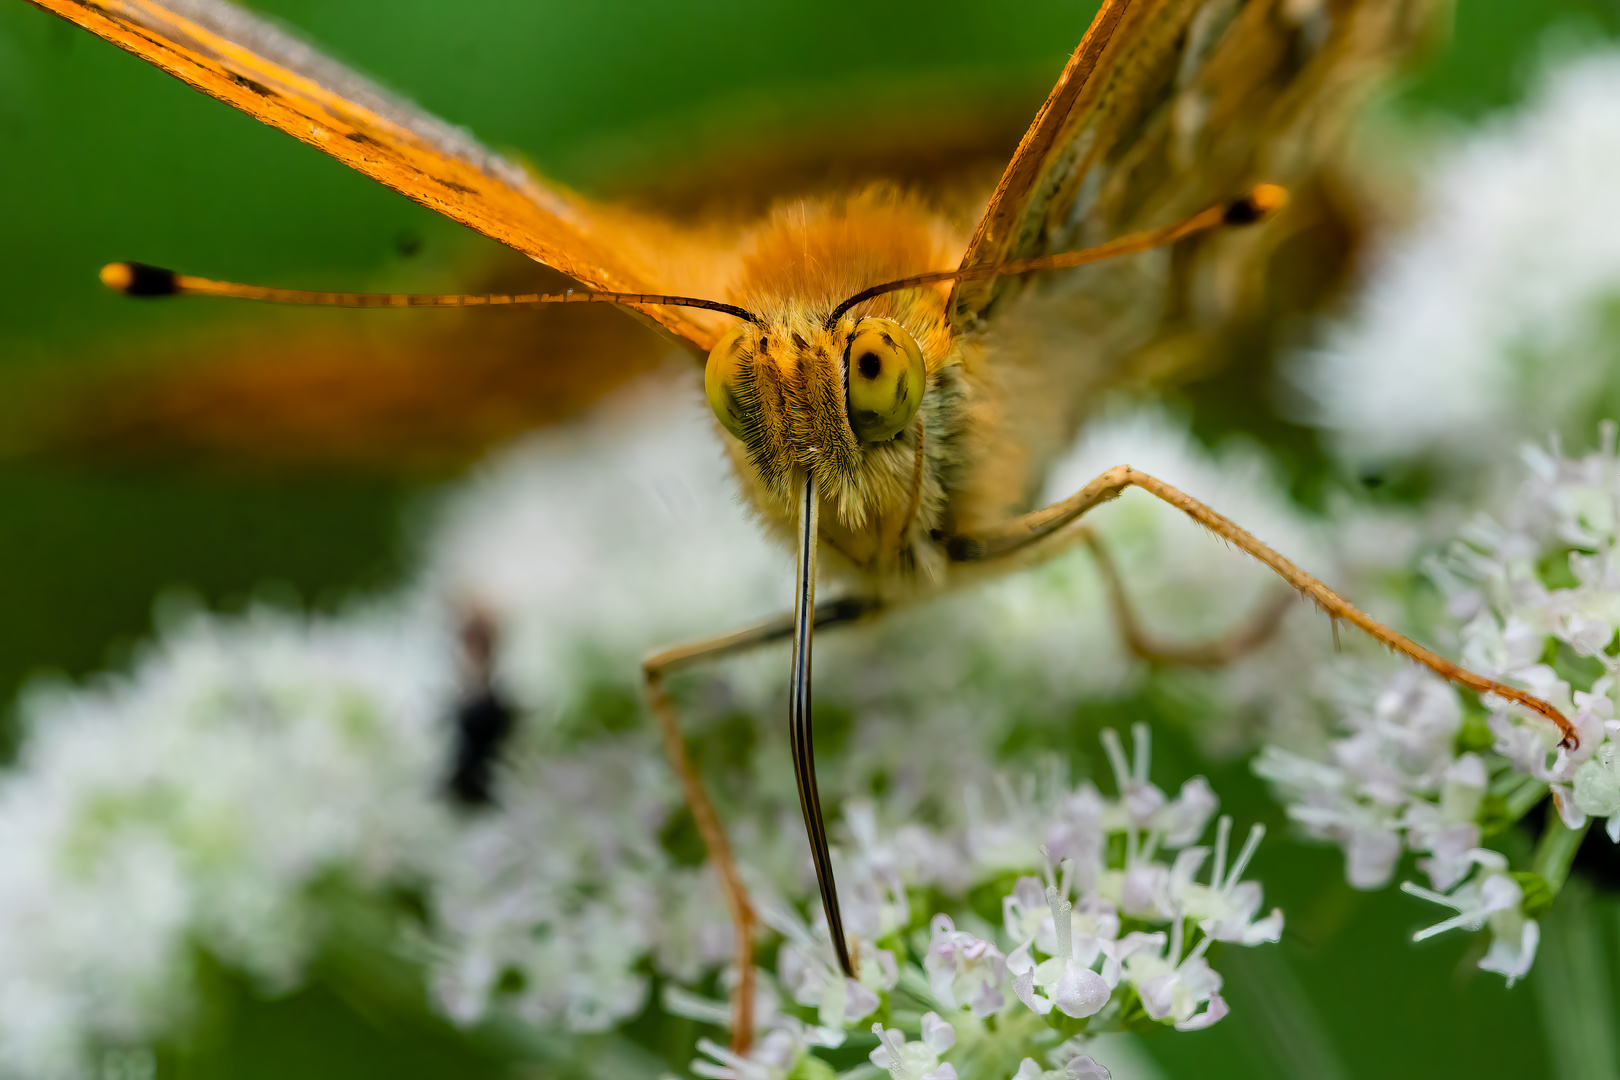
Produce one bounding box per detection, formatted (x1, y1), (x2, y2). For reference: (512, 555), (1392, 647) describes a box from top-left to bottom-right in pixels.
(844, 318), (924, 443)
(705, 325), (753, 440)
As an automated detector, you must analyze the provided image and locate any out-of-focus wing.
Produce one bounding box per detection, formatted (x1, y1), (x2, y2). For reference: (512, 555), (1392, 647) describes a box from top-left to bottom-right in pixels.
(0, 100), (1032, 474)
(953, 0), (1434, 326)
(950, 0), (1134, 323)
(941, 0), (1434, 527)
(24, 0), (730, 350)
(0, 256), (679, 475)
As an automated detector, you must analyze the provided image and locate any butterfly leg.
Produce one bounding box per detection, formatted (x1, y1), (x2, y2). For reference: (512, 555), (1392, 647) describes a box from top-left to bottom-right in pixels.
(947, 465), (1577, 746)
(641, 597), (881, 1053)
(1080, 527), (1295, 668)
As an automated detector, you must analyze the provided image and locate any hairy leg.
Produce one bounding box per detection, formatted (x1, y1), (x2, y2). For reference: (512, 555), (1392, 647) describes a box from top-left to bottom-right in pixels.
(1082, 528), (1295, 668)
(947, 465), (1576, 745)
(641, 597), (880, 1053)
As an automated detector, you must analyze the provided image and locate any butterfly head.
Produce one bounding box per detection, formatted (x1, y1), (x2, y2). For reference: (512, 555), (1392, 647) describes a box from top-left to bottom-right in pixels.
(705, 312), (928, 523)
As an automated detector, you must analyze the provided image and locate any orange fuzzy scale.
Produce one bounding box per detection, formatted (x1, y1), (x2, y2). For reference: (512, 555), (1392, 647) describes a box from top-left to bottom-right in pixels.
(732, 192), (962, 361)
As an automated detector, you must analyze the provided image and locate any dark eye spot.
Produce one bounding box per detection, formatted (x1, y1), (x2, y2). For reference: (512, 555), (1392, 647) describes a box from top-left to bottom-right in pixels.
(858, 352), (883, 379)
(394, 230), (423, 258)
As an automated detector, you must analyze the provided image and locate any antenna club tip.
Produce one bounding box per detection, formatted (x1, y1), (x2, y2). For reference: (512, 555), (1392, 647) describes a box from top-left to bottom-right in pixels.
(100, 261), (178, 297)
(98, 263), (132, 292)
(1224, 184), (1290, 226)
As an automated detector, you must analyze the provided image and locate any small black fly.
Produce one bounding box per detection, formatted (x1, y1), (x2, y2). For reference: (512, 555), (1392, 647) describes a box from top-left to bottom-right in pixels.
(445, 608), (517, 808)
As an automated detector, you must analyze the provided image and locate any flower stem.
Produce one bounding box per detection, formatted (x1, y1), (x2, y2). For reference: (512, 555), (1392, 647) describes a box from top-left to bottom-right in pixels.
(1503, 774), (1549, 824)
(1531, 817), (1590, 895)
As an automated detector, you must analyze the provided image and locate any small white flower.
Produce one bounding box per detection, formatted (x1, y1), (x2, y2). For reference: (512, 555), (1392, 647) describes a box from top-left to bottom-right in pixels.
(1156, 777), (1220, 848)
(1488, 709), (1562, 782)
(1480, 915), (1541, 987)
(1190, 819), (1284, 945)
(1253, 672), (1468, 894)
(1099, 726), (1168, 832)
(765, 896), (889, 1029)
(1345, 826), (1403, 890)
(925, 915), (1007, 1016)
(1010, 886), (1116, 1019)
(869, 1014), (956, 1080)
(1572, 740), (1620, 841)
(1045, 786), (1108, 891)
(1120, 931), (1228, 1031)
(693, 1029), (804, 1080)
(1115, 862), (1172, 920)
(919, 1011), (956, 1052)
(1065, 1056), (1112, 1080)
(1404, 753), (1489, 892)
(1003, 876), (1052, 946)
(1400, 855), (1540, 985)
(1008, 1055), (1111, 1080)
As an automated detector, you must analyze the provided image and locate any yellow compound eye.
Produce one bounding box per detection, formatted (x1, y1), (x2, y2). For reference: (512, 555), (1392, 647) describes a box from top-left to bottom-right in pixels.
(704, 324), (753, 441)
(844, 317), (925, 443)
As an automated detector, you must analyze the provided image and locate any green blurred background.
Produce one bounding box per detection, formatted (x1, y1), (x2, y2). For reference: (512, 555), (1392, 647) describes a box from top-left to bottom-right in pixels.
(2, 0), (1619, 1076)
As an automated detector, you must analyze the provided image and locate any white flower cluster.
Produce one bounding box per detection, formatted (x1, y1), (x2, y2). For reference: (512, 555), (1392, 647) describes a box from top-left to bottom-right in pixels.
(1253, 669), (1544, 983)
(1253, 670), (1487, 892)
(1303, 48), (1620, 477)
(429, 737), (729, 1033)
(1437, 434), (1620, 840)
(0, 388), (1305, 1079)
(1258, 432), (1620, 986)
(944, 726), (1279, 1036)
(0, 608), (452, 1077)
(688, 725), (1282, 1080)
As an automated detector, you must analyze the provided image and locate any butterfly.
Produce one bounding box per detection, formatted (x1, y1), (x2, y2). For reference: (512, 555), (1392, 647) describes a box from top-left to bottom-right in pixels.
(26, 0), (1574, 1052)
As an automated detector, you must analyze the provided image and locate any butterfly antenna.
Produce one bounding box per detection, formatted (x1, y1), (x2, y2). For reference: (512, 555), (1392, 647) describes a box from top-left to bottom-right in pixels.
(98, 262), (761, 323)
(789, 471), (854, 978)
(824, 183), (1288, 328)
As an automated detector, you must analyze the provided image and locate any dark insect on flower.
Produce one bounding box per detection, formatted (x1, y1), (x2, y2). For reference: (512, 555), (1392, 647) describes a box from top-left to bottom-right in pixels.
(444, 608), (517, 809)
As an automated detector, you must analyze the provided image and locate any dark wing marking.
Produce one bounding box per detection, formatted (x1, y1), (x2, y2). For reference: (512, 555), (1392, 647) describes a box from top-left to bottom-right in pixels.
(951, 0), (1148, 324)
(25, 0), (726, 350)
(952, 0), (1432, 327)
(940, 0), (1434, 530)
(951, 0), (1135, 323)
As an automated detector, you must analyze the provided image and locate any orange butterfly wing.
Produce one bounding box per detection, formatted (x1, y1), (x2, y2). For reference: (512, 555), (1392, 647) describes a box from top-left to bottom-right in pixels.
(951, 0), (1135, 323)
(24, 0), (727, 352)
(1, 257), (677, 473)
(9, 0), (1036, 476)
(19, 0), (1426, 477)
(952, 0), (1430, 326)
(933, 0), (1433, 528)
